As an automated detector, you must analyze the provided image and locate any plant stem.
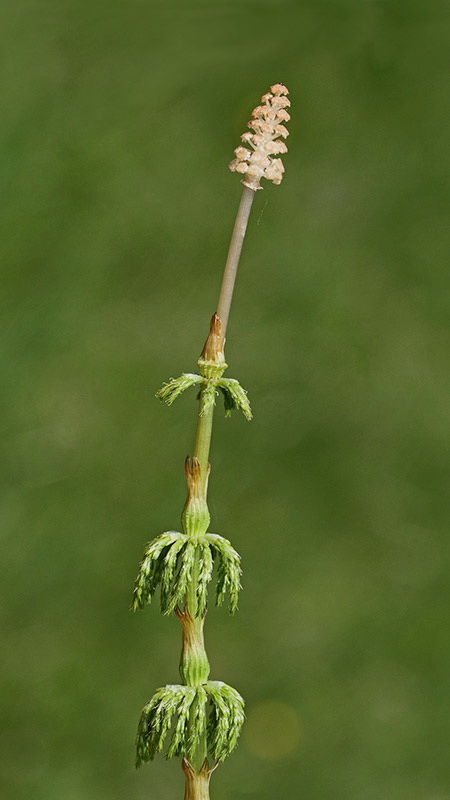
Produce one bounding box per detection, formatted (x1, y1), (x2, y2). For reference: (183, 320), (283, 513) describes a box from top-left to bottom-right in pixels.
(186, 402), (213, 773)
(217, 186), (255, 340)
(193, 403), (215, 496)
(134, 82), (290, 800)
(183, 759), (212, 800)
(181, 186), (255, 791)
(193, 186), (255, 493)
(178, 608), (209, 770)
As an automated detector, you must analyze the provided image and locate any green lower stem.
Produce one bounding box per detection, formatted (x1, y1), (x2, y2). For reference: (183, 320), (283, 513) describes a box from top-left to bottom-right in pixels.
(179, 607), (209, 770)
(183, 387), (215, 771)
(179, 611), (210, 686)
(183, 759), (211, 800)
(192, 393), (215, 495)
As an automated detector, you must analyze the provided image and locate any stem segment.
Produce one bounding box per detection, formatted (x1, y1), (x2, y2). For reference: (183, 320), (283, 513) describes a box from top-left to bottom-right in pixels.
(183, 759), (214, 800)
(193, 403), (215, 497)
(217, 186), (255, 340)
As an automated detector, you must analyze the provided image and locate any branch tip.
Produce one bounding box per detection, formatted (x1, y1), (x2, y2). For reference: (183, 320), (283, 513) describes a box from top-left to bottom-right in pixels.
(229, 82), (290, 190)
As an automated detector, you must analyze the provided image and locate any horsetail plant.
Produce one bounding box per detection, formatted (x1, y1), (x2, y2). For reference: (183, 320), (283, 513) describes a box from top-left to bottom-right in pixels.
(132, 83), (290, 800)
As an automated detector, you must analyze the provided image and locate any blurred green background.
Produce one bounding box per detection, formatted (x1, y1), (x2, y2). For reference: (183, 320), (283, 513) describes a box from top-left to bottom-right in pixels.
(2, 1), (449, 798)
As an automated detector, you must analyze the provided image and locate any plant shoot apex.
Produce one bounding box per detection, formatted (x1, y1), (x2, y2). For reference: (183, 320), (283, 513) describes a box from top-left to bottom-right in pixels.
(229, 83), (290, 191)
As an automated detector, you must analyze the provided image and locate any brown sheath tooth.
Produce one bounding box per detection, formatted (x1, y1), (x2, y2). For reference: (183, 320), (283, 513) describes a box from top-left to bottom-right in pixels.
(200, 313), (225, 363)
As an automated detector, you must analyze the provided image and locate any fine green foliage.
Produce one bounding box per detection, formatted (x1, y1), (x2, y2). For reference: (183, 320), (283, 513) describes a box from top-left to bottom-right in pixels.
(135, 682), (244, 767)
(131, 532), (195, 615)
(156, 372), (252, 420)
(206, 534), (242, 613)
(131, 531), (183, 611)
(217, 378), (252, 420)
(199, 380), (219, 417)
(156, 374), (204, 405)
(135, 685), (198, 766)
(205, 682), (245, 762)
(196, 539), (214, 617)
(132, 532), (242, 616)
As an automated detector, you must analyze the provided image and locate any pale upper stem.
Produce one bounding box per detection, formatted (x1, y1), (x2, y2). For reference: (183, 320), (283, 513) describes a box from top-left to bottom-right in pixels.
(216, 186), (255, 340)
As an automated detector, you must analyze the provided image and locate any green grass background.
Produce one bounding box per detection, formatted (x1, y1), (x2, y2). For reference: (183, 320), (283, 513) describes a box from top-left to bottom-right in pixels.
(2, 1), (449, 798)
